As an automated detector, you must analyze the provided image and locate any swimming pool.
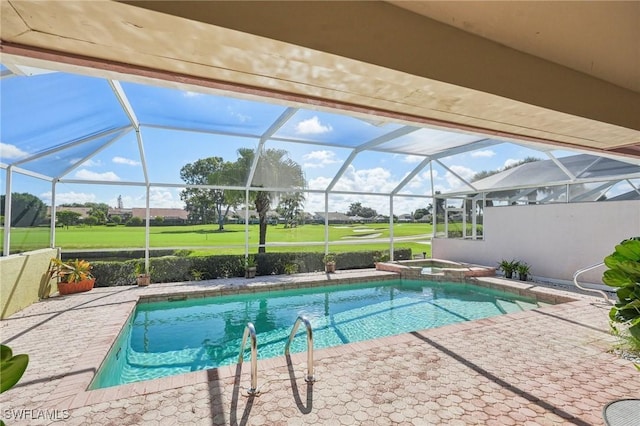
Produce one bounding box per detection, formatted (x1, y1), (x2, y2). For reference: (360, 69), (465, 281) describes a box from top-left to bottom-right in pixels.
(91, 279), (547, 389)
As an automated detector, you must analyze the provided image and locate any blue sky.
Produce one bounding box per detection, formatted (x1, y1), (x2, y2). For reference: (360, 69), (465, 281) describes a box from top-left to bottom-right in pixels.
(2, 68), (633, 215)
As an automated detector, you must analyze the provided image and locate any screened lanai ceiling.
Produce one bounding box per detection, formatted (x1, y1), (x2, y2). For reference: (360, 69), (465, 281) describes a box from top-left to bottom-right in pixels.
(2, 61), (640, 209)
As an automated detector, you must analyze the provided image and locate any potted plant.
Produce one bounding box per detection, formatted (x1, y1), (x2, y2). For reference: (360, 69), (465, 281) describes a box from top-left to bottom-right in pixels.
(134, 262), (152, 286)
(374, 251), (390, 264)
(323, 253), (336, 273)
(516, 262), (531, 281)
(498, 259), (518, 279)
(284, 262), (299, 275)
(49, 258), (95, 295)
(245, 255), (257, 278)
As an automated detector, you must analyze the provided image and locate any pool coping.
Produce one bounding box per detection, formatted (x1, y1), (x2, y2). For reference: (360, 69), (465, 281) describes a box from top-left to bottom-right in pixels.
(47, 269), (591, 411)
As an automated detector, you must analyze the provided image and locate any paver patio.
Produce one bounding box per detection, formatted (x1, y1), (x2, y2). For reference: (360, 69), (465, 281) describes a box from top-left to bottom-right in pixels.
(1, 270), (638, 425)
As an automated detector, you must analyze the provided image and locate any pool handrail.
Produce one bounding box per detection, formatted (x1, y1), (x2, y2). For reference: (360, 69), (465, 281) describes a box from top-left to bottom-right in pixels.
(285, 315), (315, 383)
(573, 262), (612, 304)
(238, 322), (259, 395)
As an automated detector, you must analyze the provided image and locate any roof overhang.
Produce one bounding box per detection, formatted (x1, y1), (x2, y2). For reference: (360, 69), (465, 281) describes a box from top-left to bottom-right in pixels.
(1, 0), (639, 159)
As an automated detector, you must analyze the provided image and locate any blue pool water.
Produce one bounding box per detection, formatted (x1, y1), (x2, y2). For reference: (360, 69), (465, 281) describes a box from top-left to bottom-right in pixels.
(91, 280), (546, 389)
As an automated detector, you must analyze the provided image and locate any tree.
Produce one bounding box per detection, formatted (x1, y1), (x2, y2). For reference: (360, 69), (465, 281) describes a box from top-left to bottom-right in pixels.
(0, 193), (47, 227)
(471, 157), (541, 182)
(110, 215), (122, 225)
(84, 216), (98, 227)
(413, 207), (430, 220)
(57, 210), (81, 229)
(126, 216), (143, 226)
(86, 203), (109, 225)
(434, 191), (445, 217)
(347, 202), (363, 217)
(208, 161), (245, 230)
(233, 148), (305, 253)
(276, 193), (305, 228)
(347, 202), (376, 218)
(180, 157), (226, 225)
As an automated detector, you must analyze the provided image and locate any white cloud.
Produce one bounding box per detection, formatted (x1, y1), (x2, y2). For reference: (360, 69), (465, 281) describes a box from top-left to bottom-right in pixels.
(445, 165), (476, 189)
(74, 169), (121, 181)
(503, 158), (519, 168)
(183, 91), (202, 98)
(0, 143), (28, 159)
(295, 116), (333, 135)
(334, 166), (396, 193)
(113, 156), (141, 166)
(148, 188), (185, 208)
(403, 155), (424, 164)
(302, 150), (340, 168)
(226, 106), (250, 123)
(471, 150), (496, 158)
(41, 191), (97, 206)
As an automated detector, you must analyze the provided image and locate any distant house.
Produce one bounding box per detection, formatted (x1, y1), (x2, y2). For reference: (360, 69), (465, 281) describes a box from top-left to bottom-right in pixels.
(107, 208), (132, 222)
(49, 207), (92, 218)
(397, 214), (413, 222)
(130, 208), (189, 224)
(234, 209), (279, 224)
(313, 212), (351, 224)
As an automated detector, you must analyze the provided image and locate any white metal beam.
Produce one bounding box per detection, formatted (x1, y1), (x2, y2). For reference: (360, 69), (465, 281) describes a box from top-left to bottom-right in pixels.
(434, 159), (477, 191)
(56, 128), (131, 179)
(3, 167), (12, 255)
(11, 126), (130, 168)
(427, 138), (498, 161)
(391, 157), (431, 195)
(109, 80), (140, 130)
(546, 152), (576, 180)
(570, 181), (618, 202)
(247, 107), (298, 187)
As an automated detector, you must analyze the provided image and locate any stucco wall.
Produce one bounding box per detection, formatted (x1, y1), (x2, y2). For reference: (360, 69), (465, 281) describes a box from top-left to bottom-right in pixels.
(1, 248), (58, 319)
(432, 200), (640, 284)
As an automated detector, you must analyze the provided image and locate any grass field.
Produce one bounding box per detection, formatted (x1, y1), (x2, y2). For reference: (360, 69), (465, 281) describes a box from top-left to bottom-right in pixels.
(1, 223), (434, 256)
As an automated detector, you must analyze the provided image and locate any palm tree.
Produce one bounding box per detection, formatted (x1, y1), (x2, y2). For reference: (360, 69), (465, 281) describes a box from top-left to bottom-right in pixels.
(235, 148), (305, 252)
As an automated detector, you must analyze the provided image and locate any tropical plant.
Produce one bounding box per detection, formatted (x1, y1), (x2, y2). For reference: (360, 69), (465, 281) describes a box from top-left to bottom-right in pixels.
(323, 253), (336, 264)
(284, 262), (299, 275)
(603, 237), (640, 347)
(498, 259), (519, 278)
(374, 251), (390, 263)
(49, 258), (94, 283)
(1, 344), (28, 394)
(134, 261), (153, 276)
(516, 262), (531, 280)
(190, 269), (205, 281)
(245, 254), (257, 268)
(234, 148), (306, 253)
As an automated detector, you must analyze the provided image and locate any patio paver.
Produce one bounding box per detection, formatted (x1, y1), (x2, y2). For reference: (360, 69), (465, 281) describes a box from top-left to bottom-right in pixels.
(1, 270), (638, 425)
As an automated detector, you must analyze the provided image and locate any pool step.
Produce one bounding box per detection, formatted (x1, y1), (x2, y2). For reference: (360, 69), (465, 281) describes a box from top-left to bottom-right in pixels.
(495, 299), (542, 313)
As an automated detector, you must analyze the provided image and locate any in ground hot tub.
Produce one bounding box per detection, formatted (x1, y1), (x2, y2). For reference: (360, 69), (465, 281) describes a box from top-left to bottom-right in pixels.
(375, 258), (496, 280)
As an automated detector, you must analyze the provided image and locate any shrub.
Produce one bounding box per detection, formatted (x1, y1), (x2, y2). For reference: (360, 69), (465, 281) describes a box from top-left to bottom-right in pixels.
(89, 248), (413, 286)
(126, 216), (143, 227)
(603, 237), (640, 347)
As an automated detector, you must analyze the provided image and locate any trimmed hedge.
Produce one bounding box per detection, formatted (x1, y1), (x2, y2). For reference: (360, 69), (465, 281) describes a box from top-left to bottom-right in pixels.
(91, 248), (411, 287)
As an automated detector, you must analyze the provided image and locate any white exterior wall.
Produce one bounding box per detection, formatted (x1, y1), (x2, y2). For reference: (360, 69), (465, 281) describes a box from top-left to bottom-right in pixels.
(432, 200), (640, 284)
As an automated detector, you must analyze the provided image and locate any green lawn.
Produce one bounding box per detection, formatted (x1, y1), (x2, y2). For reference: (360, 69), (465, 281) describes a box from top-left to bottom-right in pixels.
(1, 223), (433, 256)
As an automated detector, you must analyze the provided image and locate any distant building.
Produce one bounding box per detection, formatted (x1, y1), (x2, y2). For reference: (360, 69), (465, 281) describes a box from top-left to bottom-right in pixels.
(313, 212), (351, 224)
(48, 207), (92, 218)
(130, 208), (189, 223)
(397, 214), (413, 222)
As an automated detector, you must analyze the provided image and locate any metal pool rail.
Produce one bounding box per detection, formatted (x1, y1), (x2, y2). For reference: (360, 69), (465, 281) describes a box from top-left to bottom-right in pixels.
(285, 315), (315, 383)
